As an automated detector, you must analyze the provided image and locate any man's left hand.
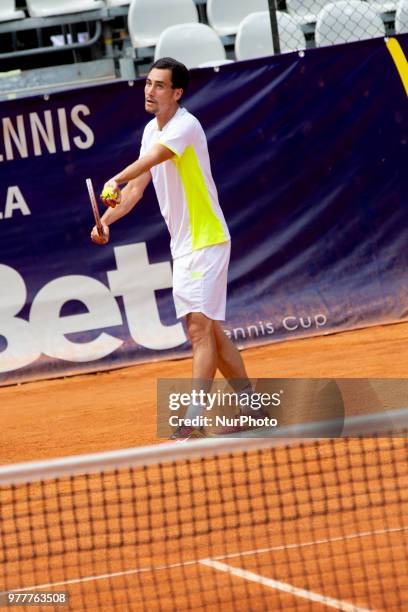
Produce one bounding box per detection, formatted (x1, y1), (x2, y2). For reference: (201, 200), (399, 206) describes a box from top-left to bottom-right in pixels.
(100, 180), (121, 208)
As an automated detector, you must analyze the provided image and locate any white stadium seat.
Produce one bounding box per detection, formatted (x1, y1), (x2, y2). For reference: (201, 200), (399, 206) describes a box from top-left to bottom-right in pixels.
(395, 0), (408, 32)
(154, 23), (226, 69)
(315, 1), (385, 46)
(286, 0), (331, 25)
(25, 0), (105, 18)
(366, 0), (398, 14)
(207, 0), (269, 37)
(105, 0), (130, 6)
(235, 11), (306, 61)
(128, 0), (198, 49)
(0, 0), (25, 22)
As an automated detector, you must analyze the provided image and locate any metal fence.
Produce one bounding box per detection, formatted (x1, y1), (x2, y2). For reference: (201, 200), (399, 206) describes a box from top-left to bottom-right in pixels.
(268, 0), (402, 56)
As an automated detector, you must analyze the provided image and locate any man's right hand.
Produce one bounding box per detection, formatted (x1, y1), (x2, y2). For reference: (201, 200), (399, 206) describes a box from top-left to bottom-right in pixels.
(91, 223), (109, 245)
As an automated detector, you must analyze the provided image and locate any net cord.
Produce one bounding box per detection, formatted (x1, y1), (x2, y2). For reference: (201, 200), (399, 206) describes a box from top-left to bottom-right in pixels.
(0, 407), (406, 486)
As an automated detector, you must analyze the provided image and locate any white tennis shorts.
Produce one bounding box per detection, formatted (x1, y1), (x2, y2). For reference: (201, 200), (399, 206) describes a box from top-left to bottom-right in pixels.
(172, 241), (231, 320)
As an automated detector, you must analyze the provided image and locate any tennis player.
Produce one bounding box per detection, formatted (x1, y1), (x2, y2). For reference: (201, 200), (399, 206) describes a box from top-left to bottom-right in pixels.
(91, 58), (253, 440)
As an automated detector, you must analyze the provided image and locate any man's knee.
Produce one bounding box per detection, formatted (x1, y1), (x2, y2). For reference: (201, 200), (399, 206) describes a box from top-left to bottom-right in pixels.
(186, 313), (213, 345)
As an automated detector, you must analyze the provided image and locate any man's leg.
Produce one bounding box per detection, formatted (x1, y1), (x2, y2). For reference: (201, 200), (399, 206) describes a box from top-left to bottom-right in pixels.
(170, 312), (217, 440)
(213, 321), (249, 381)
(213, 321), (266, 420)
(186, 315), (250, 384)
(186, 312), (218, 381)
(185, 316), (252, 395)
(183, 314), (252, 430)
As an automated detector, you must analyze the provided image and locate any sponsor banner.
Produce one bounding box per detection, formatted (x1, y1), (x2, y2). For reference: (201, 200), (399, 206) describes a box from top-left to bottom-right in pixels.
(0, 36), (407, 384)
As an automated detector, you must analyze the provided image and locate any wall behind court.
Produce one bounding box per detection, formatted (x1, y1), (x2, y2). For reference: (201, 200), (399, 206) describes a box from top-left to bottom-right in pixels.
(0, 35), (407, 384)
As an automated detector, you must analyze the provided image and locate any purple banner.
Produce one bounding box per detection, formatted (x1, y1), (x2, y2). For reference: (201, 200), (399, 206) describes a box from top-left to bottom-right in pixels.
(1, 35), (408, 384)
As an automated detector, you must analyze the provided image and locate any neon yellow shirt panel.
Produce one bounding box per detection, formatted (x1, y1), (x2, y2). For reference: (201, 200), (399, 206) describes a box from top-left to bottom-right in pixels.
(172, 145), (228, 251)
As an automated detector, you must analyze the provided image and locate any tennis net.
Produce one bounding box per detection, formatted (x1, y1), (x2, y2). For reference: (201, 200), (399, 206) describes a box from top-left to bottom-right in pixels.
(0, 409), (407, 611)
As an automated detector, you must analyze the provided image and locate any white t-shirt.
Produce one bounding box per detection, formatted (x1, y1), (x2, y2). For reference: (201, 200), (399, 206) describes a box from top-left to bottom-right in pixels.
(140, 107), (230, 259)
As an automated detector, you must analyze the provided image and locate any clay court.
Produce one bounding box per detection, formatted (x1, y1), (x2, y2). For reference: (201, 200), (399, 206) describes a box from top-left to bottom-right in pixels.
(1, 322), (407, 611)
(1, 321), (408, 462)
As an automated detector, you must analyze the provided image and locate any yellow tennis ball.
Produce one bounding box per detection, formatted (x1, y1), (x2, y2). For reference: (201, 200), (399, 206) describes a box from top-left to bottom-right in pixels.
(101, 187), (119, 201)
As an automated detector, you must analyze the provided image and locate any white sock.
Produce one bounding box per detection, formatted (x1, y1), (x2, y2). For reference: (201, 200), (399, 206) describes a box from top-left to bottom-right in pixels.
(238, 384), (254, 416)
(183, 403), (206, 422)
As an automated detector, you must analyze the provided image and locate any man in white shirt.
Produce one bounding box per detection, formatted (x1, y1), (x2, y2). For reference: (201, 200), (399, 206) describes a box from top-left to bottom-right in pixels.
(91, 58), (252, 440)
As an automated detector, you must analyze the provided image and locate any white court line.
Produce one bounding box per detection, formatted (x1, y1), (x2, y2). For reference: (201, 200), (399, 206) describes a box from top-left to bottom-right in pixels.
(210, 525), (408, 562)
(1, 525), (405, 598)
(199, 559), (372, 612)
(0, 559), (199, 594)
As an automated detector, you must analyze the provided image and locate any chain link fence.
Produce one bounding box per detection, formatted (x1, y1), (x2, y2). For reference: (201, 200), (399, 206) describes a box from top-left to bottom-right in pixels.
(267, 0), (404, 57)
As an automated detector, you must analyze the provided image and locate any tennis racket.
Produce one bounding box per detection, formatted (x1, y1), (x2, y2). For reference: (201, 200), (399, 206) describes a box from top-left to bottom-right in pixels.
(86, 178), (104, 237)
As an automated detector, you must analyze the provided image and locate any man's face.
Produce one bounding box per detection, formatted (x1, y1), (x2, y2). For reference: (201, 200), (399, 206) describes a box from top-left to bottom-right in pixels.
(144, 68), (182, 116)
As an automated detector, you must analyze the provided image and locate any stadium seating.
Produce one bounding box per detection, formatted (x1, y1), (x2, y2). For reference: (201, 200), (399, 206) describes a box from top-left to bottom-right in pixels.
(235, 11), (306, 61)
(25, 0), (105, 18)
(128, 0), (198, 49)
(315, 0), (385, 46)
(286, 0), (330, 26)
(0, 1), (25, 22)
(1, 0), (400, 91)
(206, 0), (269, 36)
(366, 1), (398, 14)
(105, 0), (130, 6)
(395, 0), (408, 32)
(154, 22), (227, 69)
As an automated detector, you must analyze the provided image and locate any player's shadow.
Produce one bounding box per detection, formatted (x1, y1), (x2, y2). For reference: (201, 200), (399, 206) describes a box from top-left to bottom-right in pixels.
(252, 379), (345, 438)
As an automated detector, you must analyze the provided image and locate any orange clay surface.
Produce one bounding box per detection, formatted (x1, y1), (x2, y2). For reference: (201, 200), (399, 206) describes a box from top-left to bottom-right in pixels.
(1, 321), (408, 464)
(1, 322), (407, 611)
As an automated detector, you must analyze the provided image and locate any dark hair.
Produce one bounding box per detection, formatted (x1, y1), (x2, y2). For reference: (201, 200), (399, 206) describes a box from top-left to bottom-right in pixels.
(149, 57), (189, 93)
